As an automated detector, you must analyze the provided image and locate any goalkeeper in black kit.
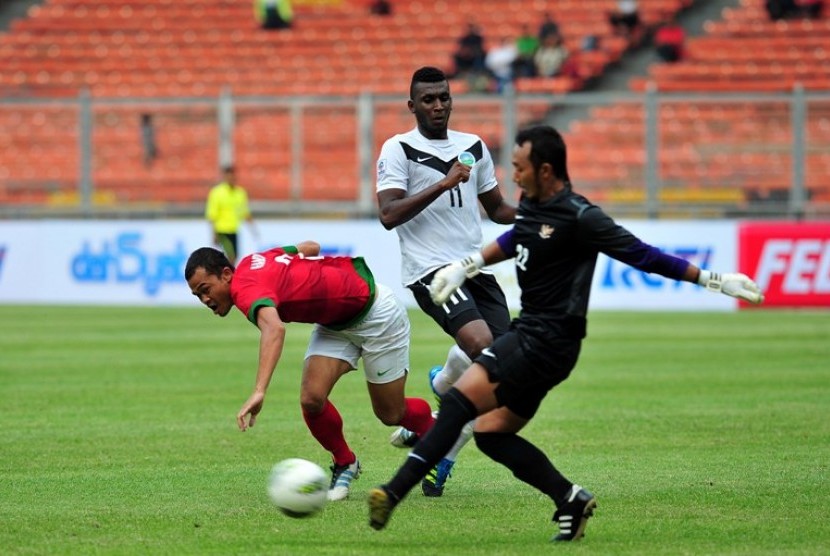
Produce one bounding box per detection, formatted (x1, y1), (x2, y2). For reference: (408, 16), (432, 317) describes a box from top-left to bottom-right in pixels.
(368, 125), (764, 542)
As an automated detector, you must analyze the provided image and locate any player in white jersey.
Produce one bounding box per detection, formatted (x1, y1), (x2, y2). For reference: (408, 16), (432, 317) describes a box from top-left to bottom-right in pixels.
(376, 66), (516, 496)
(377, 126), (498, 286)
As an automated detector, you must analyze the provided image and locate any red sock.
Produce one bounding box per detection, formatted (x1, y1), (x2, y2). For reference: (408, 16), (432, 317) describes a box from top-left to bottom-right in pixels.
(302, 400), (354, 467)
(398, 397), (435, 437)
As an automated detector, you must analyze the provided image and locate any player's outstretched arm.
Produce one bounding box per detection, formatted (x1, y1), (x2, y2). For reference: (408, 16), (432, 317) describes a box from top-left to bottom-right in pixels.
(238, 307), (287, 431)
(579, 206), (764, 305)
(696, 269), (764, 304)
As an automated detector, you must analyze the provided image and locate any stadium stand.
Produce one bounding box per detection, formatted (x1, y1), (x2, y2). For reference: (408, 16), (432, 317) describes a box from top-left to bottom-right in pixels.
(567, 0), (830, 211)
(0, 0), (825, 214)
(1, 0), (690, 98)
(0, 0), (693, 209)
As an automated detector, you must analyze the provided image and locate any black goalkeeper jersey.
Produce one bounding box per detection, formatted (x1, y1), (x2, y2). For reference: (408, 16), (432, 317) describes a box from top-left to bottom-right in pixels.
(508, 188), (689, 339)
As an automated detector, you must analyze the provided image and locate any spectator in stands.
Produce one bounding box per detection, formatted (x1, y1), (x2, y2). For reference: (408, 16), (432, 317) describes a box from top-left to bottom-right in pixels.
(745, 186), (790, 209)
(369, 0), (392, 16)
(796, 0), (824, 18)
(765, 0), (823, 20)
(140, 113), (157, 169)
(205, 165), (259, 264)
(254, 0), (293, 30)
(485, 36), (518, 93)
(581, 34), (600, 52)
(537, 12), (561, 42)
(653, 13), (685, 63)
(451, 22), (487, 77)
(765, 0), (799, 20)
(608, 0), (643, 43)
(534, 32), (570, 78)
(512, 23), (539, 78)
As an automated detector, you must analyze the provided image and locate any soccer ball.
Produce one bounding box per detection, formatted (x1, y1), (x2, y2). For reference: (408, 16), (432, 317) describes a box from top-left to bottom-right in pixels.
(267, 458), (328, 518)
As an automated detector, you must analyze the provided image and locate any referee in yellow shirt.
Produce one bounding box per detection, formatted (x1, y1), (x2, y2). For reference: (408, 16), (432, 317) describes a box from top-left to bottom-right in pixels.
(205, 166), (259, 263)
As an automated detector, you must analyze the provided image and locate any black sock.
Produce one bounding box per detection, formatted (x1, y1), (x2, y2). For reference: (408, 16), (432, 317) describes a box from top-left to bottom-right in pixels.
(385, 388), (478, 502)
(474, 431), (573, 504)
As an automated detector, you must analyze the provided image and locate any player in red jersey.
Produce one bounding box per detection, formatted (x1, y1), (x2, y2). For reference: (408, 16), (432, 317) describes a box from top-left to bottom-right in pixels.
(185, 241), (435, 502)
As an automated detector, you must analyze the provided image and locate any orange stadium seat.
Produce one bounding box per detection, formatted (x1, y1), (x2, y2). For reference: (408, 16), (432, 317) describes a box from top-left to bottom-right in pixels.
(5, 0), (825, 208)
(571, 0), (830, 207)
(3, 0), (660, 205)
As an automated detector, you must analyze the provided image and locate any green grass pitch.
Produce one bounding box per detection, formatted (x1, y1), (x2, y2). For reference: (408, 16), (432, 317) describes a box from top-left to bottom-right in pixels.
(1, 306), (828, 555)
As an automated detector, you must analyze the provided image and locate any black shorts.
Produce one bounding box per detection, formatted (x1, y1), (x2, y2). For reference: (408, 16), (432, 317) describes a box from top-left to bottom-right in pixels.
(408, 270), (511, 340)
(216, 233), (239, 260)
(475, 323), (581, 420)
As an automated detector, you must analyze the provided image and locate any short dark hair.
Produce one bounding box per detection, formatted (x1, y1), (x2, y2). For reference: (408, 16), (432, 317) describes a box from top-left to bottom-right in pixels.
(515, 125), (571, 186)
(410, 66), (447, 99)
(185, 247), (234, 280)
(222, 165), (235, 174)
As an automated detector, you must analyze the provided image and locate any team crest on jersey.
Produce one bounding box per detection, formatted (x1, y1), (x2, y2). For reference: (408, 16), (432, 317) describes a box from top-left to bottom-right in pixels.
(377, 158), (387, 179)
(539, 224), (554, 239)
(250, 253), (266, 270)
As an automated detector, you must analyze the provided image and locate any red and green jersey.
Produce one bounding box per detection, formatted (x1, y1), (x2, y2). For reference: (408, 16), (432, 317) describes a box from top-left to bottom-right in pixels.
(231, 246), (376, 328)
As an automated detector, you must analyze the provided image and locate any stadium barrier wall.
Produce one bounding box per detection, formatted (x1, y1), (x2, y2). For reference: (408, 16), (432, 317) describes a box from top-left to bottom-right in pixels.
(739, 221), (830, 307)
(0, 220), (826, 309)
(2, 90), (829, 220)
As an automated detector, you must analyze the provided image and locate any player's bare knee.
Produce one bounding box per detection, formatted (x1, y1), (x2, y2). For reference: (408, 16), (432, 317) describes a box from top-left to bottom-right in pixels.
(456, 321), (494, 359)
(458, 336), (493, 359)
(373, 403), (405, 426)
(300, 394), (327, 415)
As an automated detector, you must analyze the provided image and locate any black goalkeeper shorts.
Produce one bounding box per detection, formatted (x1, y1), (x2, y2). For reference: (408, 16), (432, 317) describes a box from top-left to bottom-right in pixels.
(475, 325), (582, 420)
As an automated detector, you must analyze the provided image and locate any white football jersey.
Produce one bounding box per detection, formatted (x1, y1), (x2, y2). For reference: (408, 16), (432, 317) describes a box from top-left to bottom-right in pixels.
(377, 127), (499, 286)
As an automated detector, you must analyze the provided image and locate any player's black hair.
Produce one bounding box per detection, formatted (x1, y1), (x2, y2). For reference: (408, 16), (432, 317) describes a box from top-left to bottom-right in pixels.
(185, 247), (234, 280)
(222, 165), (235, 174)
(410, 66), (447, 99)
(515, 125), (572, 187)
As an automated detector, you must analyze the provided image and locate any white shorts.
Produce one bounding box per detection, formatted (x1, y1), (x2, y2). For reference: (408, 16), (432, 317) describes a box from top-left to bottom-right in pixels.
(305, 283), (410, 384)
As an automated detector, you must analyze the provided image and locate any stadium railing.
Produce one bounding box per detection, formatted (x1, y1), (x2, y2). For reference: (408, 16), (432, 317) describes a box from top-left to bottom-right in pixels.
(0, 86), (828, 220)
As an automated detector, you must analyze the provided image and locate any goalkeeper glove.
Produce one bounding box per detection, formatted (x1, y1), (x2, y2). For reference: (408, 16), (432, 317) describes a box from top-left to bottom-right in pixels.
(429, 253), (484, 305)
(698, 270), (764, 304)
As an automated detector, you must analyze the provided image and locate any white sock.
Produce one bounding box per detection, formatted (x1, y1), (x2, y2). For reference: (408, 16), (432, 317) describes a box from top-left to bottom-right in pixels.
(443, 420), (474, 462)
(432, 345), (472, 395)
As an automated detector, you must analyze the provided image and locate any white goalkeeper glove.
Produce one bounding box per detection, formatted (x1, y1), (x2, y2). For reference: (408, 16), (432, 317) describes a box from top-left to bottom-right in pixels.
(429, 253), (485, 305)
(698, 270), (764, 304)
